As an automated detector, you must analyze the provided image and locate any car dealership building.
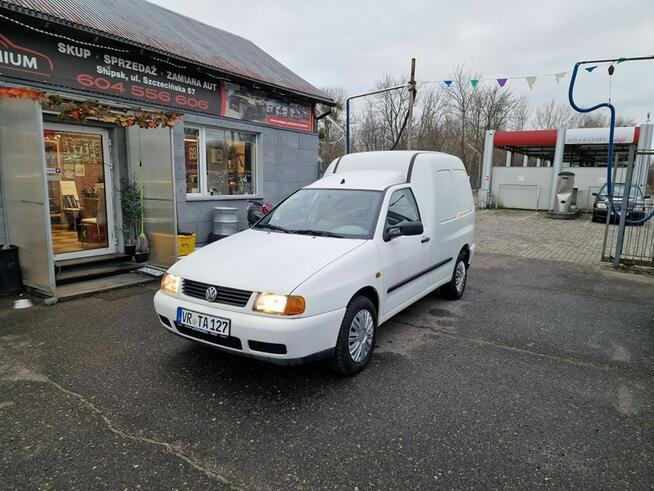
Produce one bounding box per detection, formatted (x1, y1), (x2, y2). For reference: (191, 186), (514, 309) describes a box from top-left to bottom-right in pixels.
(0, 0), (331, 297)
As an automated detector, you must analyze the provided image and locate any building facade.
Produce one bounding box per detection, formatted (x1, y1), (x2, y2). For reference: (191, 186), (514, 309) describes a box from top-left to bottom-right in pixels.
(0, 0), (330, 297)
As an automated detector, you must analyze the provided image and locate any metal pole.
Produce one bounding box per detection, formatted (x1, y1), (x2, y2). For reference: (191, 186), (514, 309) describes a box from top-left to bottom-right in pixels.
(613, 144), (636, 266)
(549, 128), (566, 210)
(343, 83), (409, 155)
(601, 152), (620, 260)
(406, 58), (416, 151)
(345, 98), (350, 154)
(480, 130), (495, 208)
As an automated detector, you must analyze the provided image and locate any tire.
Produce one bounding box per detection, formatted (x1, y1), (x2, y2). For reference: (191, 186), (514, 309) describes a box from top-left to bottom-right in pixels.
(329, 295), (377, 376)
(441, 252), (468, 300)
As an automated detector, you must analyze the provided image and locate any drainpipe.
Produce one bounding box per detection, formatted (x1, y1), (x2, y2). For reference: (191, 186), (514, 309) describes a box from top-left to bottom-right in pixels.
(0, 129), (9, 249)
(549, 128), (566, 210)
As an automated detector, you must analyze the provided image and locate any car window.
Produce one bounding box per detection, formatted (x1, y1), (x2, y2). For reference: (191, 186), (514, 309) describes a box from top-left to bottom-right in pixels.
(256, 189), (382, 239)
(599, 184), (643, 198)
(386, 188), (420, 226)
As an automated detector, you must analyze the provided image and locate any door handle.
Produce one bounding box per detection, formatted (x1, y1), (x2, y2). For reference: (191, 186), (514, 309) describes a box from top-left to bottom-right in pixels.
(421, 236), (430, 243)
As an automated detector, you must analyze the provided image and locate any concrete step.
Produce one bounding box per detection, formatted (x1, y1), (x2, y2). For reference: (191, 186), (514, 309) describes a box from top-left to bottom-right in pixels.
(55, 261), (137, 285)
(54, 273), (157, 302)
(55, 254), (131, 269)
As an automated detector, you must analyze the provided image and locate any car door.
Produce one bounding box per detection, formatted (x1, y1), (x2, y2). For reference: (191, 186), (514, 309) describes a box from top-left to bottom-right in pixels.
(376, 187), (431, 317)
(432, 169), (461, 284)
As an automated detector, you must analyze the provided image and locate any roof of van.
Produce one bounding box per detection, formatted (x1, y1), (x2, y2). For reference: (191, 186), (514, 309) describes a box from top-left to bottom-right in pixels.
(324, 151), (464, 182)
(307, 170), (406, 191)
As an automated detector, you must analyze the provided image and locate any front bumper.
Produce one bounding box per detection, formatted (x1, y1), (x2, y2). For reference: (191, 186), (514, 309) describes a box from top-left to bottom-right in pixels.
(593, 208), (645, 222)
(153, 290), (344, 364)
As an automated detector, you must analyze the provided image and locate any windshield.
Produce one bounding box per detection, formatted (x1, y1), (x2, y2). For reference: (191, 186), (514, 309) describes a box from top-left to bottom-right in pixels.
(599, 184), (643, 198)
(254, 188), (383, 239)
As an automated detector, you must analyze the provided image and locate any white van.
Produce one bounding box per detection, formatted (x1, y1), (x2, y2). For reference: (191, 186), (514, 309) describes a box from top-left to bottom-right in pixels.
(154, 151), (475, 375)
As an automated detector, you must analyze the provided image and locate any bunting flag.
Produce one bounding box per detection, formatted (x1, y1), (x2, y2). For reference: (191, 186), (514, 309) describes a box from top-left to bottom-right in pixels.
(430, 59), (617, 91)
(526, 76), (537, 90)
(554, 72), (567, 84)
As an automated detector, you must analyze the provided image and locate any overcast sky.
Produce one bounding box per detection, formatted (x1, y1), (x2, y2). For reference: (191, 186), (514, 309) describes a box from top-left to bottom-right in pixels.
(150, 0), (653, 123)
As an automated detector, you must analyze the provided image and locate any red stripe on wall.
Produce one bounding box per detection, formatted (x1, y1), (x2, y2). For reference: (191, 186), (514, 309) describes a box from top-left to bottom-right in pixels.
(494, 129), (559, 148)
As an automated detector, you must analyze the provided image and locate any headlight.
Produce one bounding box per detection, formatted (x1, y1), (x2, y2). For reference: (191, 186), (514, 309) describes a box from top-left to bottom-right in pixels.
(253, 292), (305, 315)
(596, 202), (607, 209)
(160, 273), (181, 295)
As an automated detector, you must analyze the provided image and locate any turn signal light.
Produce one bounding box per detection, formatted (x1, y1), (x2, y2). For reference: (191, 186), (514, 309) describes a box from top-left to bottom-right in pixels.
(253, 293), (306, 315)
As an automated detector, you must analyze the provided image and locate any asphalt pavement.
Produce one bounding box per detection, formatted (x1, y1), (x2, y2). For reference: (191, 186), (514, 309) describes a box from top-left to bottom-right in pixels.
(1, 252), (652, 489)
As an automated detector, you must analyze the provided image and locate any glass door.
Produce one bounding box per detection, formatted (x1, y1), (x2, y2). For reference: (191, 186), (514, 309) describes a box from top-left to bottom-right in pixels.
(44, 124), (115, 259)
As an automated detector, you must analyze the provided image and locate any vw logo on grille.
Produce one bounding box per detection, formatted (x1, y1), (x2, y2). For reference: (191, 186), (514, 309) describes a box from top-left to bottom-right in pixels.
(205, 286), (218, 302)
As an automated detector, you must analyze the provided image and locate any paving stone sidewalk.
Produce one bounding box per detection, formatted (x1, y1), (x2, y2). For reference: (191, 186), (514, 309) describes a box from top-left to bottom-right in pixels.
(476, 209), (606, 264)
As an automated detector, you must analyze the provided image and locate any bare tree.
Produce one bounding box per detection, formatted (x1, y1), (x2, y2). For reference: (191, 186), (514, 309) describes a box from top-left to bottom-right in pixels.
(414, 84), (447, 151)
(509, 96), (530, 130)
(615, 116), (637, 127)
(317, 87), (347, 168)
(576, 112), (610, 128)
(442, 66), (481, 166)
(532, 99), (577, 129)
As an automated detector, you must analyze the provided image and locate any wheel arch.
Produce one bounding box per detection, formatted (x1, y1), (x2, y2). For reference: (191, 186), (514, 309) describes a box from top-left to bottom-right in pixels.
(459, 244), (471, 265)
(351, 286), (380, 316)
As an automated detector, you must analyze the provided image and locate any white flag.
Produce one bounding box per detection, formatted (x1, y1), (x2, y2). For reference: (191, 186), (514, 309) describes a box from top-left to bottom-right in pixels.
(554, 72), (567, 84)
(526, 76), (537, 90)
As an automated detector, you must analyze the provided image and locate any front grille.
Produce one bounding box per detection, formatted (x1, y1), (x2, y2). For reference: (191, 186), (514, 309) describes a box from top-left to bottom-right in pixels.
(175, 323), (243, 349)
(182, 279), (252, 307)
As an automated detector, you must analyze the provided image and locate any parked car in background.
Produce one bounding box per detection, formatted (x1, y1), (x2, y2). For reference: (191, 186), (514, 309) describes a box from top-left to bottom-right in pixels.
(591, 183), (649, 223)
(154, 151), (476, 375)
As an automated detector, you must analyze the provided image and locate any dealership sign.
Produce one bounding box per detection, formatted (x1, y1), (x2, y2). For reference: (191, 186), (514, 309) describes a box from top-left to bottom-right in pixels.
(0, 22), (313, 131)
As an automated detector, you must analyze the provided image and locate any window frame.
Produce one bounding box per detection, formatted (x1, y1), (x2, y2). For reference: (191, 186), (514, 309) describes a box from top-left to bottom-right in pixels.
(183, 125), (260, 200)
(385, 187), (422, 224)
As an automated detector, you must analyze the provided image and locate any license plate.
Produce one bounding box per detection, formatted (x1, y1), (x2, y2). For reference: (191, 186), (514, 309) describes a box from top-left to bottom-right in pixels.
(176, 308), (231, 337)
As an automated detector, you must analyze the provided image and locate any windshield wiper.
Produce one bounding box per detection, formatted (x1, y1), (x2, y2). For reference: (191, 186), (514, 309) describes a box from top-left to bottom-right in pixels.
(254, 223), (290, 233)
(290, 229), (345, 238)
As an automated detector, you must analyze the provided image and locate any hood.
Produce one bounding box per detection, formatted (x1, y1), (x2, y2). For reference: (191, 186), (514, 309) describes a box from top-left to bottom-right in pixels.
(170, 229), (366, 294)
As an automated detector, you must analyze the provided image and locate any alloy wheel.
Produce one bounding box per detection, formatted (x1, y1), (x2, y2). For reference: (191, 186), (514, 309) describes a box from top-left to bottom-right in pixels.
(455, 260), (467, 293)
(348, 309), (374, 363)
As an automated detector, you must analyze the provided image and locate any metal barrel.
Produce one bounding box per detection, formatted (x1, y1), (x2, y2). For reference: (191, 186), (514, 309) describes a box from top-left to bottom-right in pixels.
(212, 207), (239, 236)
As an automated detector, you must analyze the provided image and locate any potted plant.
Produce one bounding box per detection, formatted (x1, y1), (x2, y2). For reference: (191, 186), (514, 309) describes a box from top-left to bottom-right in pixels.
(119, 175), (143, 259)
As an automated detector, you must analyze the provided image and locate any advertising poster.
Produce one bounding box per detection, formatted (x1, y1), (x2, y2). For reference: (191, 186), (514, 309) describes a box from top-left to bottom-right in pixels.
(1, 22), (314, 132)
(0, 22), (221, 114)
(223, 82), (313, 132)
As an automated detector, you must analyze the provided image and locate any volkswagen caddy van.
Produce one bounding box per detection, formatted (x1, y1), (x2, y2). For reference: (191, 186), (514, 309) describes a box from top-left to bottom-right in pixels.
(155, 151), (475, 375)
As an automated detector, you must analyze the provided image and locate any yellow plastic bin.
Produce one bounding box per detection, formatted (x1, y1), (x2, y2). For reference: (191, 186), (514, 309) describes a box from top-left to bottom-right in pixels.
(177, 233), (196, 256)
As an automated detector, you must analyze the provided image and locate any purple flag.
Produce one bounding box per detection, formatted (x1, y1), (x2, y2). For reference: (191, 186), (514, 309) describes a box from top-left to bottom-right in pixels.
(497, 78), (507, 87)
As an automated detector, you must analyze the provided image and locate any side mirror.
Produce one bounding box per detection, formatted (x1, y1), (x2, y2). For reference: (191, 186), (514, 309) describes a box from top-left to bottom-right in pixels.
(591, 192), (598, 197)
(384, 221), (424, 241)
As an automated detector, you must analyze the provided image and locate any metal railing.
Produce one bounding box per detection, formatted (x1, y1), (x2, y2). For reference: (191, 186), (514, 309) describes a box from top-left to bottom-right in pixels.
(602, 147), (654, 266)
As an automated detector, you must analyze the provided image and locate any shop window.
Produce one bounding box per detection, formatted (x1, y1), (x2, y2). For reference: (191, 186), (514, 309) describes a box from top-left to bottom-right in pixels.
(184, 126), (257, 197)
